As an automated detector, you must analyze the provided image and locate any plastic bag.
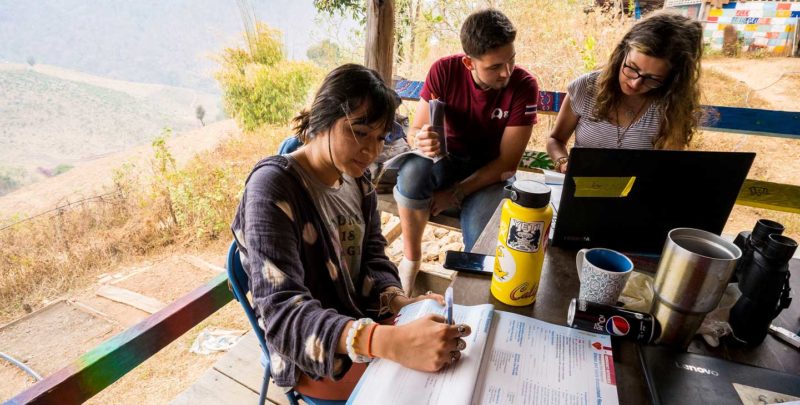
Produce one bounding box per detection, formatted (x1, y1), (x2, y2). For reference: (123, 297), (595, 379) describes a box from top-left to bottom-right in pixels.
(619, 272), (655, 313)
(189, 327), (246, 355)
(696, 284), (741, 347)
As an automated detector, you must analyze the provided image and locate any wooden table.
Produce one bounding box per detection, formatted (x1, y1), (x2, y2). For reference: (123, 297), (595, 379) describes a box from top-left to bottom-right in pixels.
(452, 205), (800, 404)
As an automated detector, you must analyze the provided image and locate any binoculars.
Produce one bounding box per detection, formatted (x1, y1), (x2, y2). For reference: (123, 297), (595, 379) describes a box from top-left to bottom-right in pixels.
(730, 219), (797, 345)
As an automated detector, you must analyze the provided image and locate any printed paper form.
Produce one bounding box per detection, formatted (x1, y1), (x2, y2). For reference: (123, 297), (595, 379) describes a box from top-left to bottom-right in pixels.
(472, 311), (618, 405)
(347, 300), (494, 405)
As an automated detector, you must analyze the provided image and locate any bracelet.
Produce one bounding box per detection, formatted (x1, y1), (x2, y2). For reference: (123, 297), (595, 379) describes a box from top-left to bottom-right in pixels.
(451, 184), (466, 208)
(366, 323), (379, 358)
(554, 156), (569, 172)
(346, 318), (376, 363)
(379, 287), (407, 316)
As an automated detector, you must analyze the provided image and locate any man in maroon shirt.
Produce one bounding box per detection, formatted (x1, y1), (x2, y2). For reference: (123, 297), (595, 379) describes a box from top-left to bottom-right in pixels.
(393, 9), (539, 294)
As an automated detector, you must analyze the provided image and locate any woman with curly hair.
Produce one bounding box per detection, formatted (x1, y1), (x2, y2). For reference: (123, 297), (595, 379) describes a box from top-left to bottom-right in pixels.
(547, 11), (704, 173)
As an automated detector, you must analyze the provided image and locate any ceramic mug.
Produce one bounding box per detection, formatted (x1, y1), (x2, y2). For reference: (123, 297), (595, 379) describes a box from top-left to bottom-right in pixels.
(576, 248), (634, 305)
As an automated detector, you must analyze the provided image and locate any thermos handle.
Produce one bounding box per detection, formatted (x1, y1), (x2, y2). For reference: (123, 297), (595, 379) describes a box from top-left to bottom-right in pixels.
(576, 248), (588, 282)
(504, 184), (517, 201)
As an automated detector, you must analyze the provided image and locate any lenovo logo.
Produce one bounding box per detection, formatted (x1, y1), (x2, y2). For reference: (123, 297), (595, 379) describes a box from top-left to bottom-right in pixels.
(674, 361), (719, 376)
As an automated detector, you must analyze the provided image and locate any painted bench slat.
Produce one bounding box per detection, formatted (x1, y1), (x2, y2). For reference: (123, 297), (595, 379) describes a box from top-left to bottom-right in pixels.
(394, 80), (800, 138)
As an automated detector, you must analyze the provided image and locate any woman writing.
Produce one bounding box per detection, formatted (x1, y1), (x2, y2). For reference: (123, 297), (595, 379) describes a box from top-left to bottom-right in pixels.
(231, 64), (471, 401)
(547, 11), (704, 173)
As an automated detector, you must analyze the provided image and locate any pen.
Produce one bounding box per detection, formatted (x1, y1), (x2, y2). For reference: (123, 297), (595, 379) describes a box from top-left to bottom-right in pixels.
(769, 324), (800, 350)
(445, 286), (454, 325)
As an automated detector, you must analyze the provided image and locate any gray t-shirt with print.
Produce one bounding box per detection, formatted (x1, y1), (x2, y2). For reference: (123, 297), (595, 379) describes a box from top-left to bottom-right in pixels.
(286, 155), (365, 282)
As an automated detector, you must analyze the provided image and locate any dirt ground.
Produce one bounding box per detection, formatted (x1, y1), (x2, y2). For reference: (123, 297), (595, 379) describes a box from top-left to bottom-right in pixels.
(700, 58), (800, 239)
(702, 58), (800, 112)
(0, 240), (242, 403)
(1, 57), (799, 403)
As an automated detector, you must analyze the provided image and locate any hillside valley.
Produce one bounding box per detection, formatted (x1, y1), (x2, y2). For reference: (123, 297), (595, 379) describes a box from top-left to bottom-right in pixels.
(0, 63), (222, 194)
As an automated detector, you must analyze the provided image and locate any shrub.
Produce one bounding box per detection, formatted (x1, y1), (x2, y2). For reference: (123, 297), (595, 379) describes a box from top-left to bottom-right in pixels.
(216, 22), (321, 131)
(53, 164), (74, 175)
(0, 166), (28, 196)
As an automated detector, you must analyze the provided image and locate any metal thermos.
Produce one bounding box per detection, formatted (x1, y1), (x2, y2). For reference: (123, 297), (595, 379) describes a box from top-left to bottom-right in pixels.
(651, 228), (742, 348)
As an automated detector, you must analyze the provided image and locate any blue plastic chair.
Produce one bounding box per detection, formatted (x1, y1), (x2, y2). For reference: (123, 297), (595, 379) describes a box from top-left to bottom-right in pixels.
(227, 241), (345, 405)
(278, 136), (303, 155)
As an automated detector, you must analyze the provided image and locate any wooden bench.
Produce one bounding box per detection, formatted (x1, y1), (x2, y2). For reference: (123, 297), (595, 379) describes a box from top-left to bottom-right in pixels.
(380, 80), (800, 231)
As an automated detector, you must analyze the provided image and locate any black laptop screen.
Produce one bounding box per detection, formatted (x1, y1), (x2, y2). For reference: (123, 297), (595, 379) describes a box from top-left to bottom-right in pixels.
(552, 148), (755, 254)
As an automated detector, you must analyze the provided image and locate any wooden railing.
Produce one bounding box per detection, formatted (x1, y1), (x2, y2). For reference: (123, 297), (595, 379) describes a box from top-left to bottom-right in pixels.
(6, 274), (232, 404)
(7, 80), (800, 405)
(395, 80), (800, 139)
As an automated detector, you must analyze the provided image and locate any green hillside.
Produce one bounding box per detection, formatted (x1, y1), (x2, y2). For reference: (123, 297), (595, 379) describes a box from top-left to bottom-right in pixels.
(0, 65), (222, 195)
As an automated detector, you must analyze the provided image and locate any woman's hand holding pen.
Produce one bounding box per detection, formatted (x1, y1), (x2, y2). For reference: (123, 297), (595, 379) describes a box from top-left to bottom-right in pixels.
(414, 124), (442, 158)
(371, 314), (471, 372)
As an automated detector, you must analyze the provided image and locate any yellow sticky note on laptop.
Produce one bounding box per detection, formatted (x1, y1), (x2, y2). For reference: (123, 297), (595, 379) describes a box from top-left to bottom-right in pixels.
(573, 176), (636, 198)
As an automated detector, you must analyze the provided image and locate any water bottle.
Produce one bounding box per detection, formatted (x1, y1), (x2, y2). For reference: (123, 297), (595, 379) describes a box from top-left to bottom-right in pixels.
(491, 180), (552, 306)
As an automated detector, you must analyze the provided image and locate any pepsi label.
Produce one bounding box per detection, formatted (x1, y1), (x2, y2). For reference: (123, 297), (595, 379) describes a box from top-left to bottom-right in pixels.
(567, 298), (661, 343)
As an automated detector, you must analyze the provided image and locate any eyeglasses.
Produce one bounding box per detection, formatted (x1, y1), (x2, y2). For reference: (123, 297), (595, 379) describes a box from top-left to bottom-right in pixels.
(621, 58), (665, 89)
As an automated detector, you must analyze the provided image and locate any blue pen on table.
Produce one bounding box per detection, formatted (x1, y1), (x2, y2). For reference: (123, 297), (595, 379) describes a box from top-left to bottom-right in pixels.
(445, 286), (454, 325)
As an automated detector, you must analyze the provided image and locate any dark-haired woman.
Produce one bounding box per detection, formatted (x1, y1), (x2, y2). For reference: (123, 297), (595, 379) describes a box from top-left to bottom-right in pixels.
(231, 64), (471, 401)
(547, 11), (704, 173)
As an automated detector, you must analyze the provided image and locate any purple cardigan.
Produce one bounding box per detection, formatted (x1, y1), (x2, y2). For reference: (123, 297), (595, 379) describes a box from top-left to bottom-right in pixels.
(231, 155), (401, 387)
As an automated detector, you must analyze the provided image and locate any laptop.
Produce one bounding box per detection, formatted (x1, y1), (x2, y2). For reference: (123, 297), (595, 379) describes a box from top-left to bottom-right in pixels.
(551, 148), (755, 254)
(639, 345), (800, 405)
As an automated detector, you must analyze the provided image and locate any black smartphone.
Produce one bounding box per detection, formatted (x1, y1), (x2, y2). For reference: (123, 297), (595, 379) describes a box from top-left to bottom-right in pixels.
(443, 250), (494, 275)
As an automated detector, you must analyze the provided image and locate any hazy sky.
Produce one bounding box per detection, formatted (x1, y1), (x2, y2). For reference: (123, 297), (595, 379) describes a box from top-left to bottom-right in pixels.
(0, 0), (360, 90)
(258, 0), (360, 59)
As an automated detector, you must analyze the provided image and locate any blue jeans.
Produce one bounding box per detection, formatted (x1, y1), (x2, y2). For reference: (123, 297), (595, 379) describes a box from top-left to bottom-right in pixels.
(393, 155), (512, 251)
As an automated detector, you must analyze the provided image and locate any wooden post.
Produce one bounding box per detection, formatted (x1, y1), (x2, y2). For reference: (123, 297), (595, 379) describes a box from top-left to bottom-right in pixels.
(365, 0), (395, 84)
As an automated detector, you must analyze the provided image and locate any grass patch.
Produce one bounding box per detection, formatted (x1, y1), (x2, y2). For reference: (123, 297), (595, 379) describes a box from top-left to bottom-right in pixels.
(0, 126), (285, 324)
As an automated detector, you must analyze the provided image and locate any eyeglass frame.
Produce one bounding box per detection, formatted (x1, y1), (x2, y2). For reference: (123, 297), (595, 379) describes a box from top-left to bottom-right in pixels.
(340, 103), (391, 147)
(620, 53), (667, 89)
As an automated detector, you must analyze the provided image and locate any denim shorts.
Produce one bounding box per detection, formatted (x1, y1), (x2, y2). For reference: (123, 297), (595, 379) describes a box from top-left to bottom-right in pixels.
(393, 154), (512, 251)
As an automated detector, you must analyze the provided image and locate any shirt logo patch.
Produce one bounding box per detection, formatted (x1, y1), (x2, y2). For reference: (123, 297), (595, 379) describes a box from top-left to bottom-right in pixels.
(524, 104), (537, 115)
(491, 108), (509, 120)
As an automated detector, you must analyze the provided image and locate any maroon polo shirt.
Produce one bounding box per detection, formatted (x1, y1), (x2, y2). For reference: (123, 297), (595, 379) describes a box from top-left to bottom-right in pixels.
(419, 54), (539, 164)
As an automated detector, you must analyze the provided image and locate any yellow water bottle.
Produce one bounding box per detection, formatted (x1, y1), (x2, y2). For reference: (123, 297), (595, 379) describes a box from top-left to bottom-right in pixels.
(491, 180), (553, 306)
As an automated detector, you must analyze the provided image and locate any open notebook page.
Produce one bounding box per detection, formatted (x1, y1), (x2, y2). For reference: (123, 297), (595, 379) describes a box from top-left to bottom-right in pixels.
(471, 310), (618, 405)
(347, 300), (494, 405)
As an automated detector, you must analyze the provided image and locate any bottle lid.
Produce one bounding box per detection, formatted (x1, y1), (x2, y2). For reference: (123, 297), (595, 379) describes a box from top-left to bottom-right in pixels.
(507, 180), (550, 209)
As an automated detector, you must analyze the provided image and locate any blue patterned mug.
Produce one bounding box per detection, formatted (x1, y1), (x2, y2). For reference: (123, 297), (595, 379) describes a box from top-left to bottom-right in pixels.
(576, 248), (634, 305)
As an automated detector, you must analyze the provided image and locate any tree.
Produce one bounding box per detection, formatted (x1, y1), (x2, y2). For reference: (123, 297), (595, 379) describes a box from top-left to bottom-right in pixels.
(26, 56), (35, 67)
(195, 105), (206, 126)
(215, 22), (320, 131)
(307, 40), (343, 69)
(313, 0), (365, 21)
(313, 0), (395, 83)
